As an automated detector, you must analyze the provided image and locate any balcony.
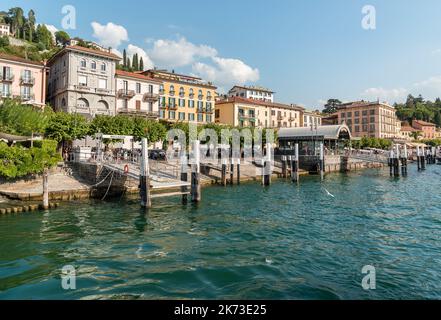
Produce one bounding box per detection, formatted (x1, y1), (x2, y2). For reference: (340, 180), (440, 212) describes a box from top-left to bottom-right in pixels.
(95, 88), (112, 95)
(204, 108), (214, 114)
(168, 103), (178, 110)
(20, 77), (35, 85)
(277, 115), (284, 120)
(74, 85), (93, 93)
(117, 89), (136, 99)
(189, 93), (195, 99)
(21, 94), (35, 101)
(197, 107), (205, 113)
(143, 92), (160, 102)
(198, 95), (204, 100)
(179, 91), (185, 98)
(207, 95), (212, 101)
(288, 117), (296, 122)
(159, 104), (167, 110)
(169, 90), (175, 96)
(159, 89), (165, 95)
(0, 73), (14, 82)
(118, 108), (159, 119)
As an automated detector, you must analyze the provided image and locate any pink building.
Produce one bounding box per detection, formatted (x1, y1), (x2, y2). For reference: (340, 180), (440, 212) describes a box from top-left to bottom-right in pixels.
(412, 120), (436, 139)
(0, 53), (47, 107)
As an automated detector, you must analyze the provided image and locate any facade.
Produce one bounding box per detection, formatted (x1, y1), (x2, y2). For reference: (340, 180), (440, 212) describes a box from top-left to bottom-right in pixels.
(334, 101), (400, 139)
(0, 53), (47, 106)
(47, 45), (121, 118)
(400, 124), (418, 141)
(115, 70), (162, 119)
(0, 23), (10, 36)
(303, 111), (322, 128)
(215, 96), (303, 128)
(228, 85), (274, 103)
(412, 120), (436, 139)
(142, 69), (216, 123)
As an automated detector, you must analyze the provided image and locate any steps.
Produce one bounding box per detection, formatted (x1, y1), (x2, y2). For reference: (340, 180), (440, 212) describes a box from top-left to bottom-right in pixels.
(151, 191), (190, 199)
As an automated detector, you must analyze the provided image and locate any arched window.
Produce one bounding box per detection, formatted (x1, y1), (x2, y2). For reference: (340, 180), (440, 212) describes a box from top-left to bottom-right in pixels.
(91, 61), (97, 69)
(101, 63), (106, 71)
(179, 87), (185, 97)
(189, 88), (194, 97)
(207, 91), (212, 100)
(97, 100), (109, 110)
(198, 90), (203, 100)
(169, 85), (175, 95)
(80, 59), (86, 68)
(77, 98), (89, 109)
(61, 98), (66, 107)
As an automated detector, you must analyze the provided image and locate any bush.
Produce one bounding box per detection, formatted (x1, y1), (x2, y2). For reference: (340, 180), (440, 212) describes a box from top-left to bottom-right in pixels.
(0, 36), (10, 47)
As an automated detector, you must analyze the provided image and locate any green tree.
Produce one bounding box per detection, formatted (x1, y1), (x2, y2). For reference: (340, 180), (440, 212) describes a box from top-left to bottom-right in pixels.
(55, 30), (70, 46)
(139, 57), (144, 71)
(322, 99), (342, 114)
(123, 49), (127, 67)
(0, 36), (9, 47)
(8, 7), (25, 39)
(36, 24), (54, 49)
(132, 53), (138, 71)
(45, 112), (90, 148)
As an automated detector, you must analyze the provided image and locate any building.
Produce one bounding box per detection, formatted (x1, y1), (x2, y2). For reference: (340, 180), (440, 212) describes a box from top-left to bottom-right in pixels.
(412, 120), (436, 139)
(141, 69), (217, 123)
(303, 111), (322, 128)
(334, 101), (400, 139)
(115, 69), (162, 119)
(47, 45), (121, 118)
(0, 23), (10, 37)
(228, 85), (274, 103)
(215, 96), (303, 128)
(0, 53), (47, 106)
(399, 123), (419, 141)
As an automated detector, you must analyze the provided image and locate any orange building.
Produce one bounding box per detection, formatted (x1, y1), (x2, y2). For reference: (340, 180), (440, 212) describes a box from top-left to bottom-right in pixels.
(412, 120), (436, 139)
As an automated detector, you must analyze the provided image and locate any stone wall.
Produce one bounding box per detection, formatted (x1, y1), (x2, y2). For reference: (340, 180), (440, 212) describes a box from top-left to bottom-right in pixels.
(324, 155), (384, 173)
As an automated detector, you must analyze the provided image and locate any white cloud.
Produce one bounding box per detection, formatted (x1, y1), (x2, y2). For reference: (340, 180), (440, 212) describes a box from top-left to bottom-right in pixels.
(192, 56), (260, 89)
(127, 44), (154, 70)
(413, 75), (441, 99)
(149, 37), (217, 68)
(91, 22), (129, 48)
(361, 87), (408, 103)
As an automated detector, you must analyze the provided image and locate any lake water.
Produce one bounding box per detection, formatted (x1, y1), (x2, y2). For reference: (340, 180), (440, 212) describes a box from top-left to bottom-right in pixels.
(1, 165), (441, 300)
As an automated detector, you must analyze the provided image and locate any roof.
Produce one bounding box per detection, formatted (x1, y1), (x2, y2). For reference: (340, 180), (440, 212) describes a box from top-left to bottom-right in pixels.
(229, 85), (275, 94)
(145, 69), (202, 80)
(337, 100), (393, 109)
(413, 120), (436, 127)
(401, 126), (418, 132)
(48, 45), (121, 64)
(0, 53), (45, 67)
(217, 96), (305, 111)
(142, 69), (217, 89)
(115, 69), (163, 84)
(278, 124), (352, 140)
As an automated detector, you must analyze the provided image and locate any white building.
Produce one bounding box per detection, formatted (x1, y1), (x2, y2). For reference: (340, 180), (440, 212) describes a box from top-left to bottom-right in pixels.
(228, 85), (274, 103)
(0, 23), (10, 37)
(303, 111), (322, 128)
(115, 70), (162, 119)
(47, 45), (121, 118)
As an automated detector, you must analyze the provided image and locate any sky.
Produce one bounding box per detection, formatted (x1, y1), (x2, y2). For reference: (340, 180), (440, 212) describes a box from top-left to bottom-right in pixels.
(2, 0), (441, 110)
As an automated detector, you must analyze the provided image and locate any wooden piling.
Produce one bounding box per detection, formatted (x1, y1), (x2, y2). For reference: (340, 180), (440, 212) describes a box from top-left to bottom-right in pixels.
(180, 155), (188, 204)
(291, 144), (299, 183)
(191, 140), (201, 202)
(236, 158), (241, 185)
(230, 159), (234, 185)
(42, 168), (49, 210)
(319, 142), (325, 181)
(140, 138), (151, 208)
(221, 159), (227, 187)
(281, 155), (287, 178)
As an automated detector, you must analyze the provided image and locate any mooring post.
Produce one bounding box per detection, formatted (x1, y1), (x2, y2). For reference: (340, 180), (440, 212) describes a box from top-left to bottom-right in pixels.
(262, 143), (272, 186)
(394, 144), (400, 177)
(402, 144), (408, 176)
(140, 137), (151, 209)
(421, 148), (426, 170)
(416, 146), (421, 171)
(180, 153), (188, 204)
(389, 149), (394, 176)
(42, 168), (49, 210)
(320, 142), (325, 181)
(291, 144), (299, 183)
(236, 158), (241, 185)
(221, 158), (227, 187)
(191, 140), (201, 202)
(281, 155), (287, 178)
(230, 158), (234, 185)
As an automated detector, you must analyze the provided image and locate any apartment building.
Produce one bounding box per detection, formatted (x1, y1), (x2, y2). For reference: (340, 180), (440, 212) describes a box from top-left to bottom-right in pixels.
(303, 111), (323, 128)
(115, 70), (162, 119)
(412, 120), (436, 139)
(228, 85), (274, 103)
(47, 45), (121, 118)
(0, 53), (47, 106)
(140, 69), (216, 124)
(215, 97), (303, 128)
(0, 23), (10, 37)
(335, 101), (400, 139)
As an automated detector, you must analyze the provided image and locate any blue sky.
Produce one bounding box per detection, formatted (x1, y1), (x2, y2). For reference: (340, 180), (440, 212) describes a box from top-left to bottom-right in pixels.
(2, 0), (441, 109)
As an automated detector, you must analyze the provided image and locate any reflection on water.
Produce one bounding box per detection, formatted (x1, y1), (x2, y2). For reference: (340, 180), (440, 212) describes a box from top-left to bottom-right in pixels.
(1, 165), (441, 299)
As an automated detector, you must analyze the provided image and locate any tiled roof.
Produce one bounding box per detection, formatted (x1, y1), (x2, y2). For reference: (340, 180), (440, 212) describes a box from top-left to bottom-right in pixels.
(401, 126), (418, 132)
(229, 85), (275, 93)
(413, 120), (436, 127)
(0, 52), (45, 66)
(216, 96), (304, 111)
(115, 69), (163, 83)
(48, 45), (121, 64)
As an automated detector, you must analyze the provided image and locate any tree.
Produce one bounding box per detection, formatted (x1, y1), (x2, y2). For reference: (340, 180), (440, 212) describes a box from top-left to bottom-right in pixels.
(55, 30), (70, 46)
(132, 53), (138, 71)
(123, 49), (127, 67)
(26, 9), (36, 42)
(139, 57), (144, 71)
(322, 99), (342, 114)
(434, 111), (441, 128)
(45, 112), (90, 149)
(8, 7), (25, 39)
(0, 36), (9, 47)
(36, 24), (54, 49)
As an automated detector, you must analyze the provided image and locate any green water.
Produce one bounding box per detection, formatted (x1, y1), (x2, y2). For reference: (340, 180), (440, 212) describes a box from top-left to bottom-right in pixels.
(1, 165), (441, 300)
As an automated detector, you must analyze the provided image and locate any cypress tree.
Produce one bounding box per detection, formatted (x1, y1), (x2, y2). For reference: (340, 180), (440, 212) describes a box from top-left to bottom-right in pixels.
(123, 49), (127, 68)
(139, 57), (144, 71)
(132, 53), (138, 71)
(127, 57), (131, 71)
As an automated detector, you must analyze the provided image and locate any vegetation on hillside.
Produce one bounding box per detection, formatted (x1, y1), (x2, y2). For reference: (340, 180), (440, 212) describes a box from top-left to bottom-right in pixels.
(394, 95), (441, 128)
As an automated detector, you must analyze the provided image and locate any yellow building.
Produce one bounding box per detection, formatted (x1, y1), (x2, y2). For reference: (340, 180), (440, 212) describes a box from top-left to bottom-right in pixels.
(141, 69), (217, 123)
(215, 97), (304, 128)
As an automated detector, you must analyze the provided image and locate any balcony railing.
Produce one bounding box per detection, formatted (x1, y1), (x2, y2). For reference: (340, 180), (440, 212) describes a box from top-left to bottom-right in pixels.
(159, 89), (165, 95)
(20, 77), (35, 85)
(168, 103), (178, 110)
(169, 90), (175, 96)
(198, 95), (204, 100)
(143, 92), (160, 102)
(21, 94), (35, 101)
(117, 89), (136, 99)
(0, 74), (14, 82)
(207, 96), (212, 101)
(95, 88), (112, 95)
(277, 115), (284, 120)
(189, 93), (194, 99)
(117, 108), (159, 119)
(74, 85), (93, 93)
(179, 91), (185, 97)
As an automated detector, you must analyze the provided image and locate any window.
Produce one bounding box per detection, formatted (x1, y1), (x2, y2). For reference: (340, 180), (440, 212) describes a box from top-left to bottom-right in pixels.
(147, 102), (153, 111)
(101, 63), (106, 71)
(169, 85), (175, 95)
(197, 101), (203, 110)
(98, 79), (107, 89)
(354, 111), (360, 117)
(215, 110), (220, 118)
(78, 75), (87, 86)
(179, 99), (185, 107)
(1, 83), (11, 97)
(189, 88), (194, 97)
(188, 113), (195, 121)
(80, 59), (86, 68)
(189, 100), (195, 108)
(206, 115), (212, 123)
(136, 100), (141, 110)
(355, 125), (360, 132)
(159, 110), (165, 119)
(136, 83), (141, 94)
(169, 111), (176, 119)
(179, 87), (185, 97)
(179, 112), (185, 120)
(91, 61), (97, 70)
(197, 113), (203, 122)
(148, 84), (153, 93)
(169, 97), (176, 107)
(362, 110), (368, 116)
(370, 109), (375, 115)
